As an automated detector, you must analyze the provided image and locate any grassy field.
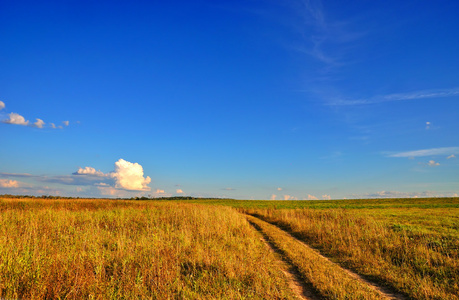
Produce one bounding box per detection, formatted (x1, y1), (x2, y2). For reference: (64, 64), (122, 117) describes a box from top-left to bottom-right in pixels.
(0, 196), (458, 299)
(241, 200), (459, 299)
(0, 197), (295, 299)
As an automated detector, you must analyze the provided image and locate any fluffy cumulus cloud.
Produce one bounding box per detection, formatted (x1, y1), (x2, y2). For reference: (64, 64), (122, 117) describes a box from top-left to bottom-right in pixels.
(176, 189), (184, 194)
(270, 194), (277, 200)
(427, 160), (440, 167)
(113, 159), (151, 191)
(283, 195), (298, 200)
(277, 187), (282, 191)
(322, 194), (331, 200)
(0, 179), (20, 188)
(73, 167), (106, 177)
(33, 119), (45, 128)
(447, 154), (456, 159)
(306, 194), (318, 200)
(73, 159), (151, 192)
(3, 112), (29, 125)
(0, 101), (70, 130)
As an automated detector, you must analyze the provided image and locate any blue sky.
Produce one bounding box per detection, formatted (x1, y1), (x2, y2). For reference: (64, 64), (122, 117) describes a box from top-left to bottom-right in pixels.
(1, 0), (458, 199)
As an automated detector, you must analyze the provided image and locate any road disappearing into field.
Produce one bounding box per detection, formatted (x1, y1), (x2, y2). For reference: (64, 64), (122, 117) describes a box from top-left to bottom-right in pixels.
(246, 214), (407, 300)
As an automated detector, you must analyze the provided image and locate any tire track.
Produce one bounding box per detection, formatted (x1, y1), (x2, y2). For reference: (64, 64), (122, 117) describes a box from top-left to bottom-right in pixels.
(246, 214), (408, 300)
(248, 219), (322, 300)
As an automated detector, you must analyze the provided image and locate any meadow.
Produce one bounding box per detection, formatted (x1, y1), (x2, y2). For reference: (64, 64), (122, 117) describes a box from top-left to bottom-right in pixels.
(0, 196), (458, 299)
(0, 197), (294, 299)
(240, 199), (459, 300)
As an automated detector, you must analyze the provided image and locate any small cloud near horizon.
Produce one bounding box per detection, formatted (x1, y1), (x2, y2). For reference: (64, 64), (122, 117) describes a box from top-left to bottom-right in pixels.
(427, 160), (440, 167)
(0, 179), (20, 188)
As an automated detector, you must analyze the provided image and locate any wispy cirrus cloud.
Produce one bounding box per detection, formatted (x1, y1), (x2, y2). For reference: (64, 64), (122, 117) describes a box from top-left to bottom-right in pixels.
(288, 0), (364, 69)
(0, 172), (35, 178)
(329, 88), (459, 106)
(387, 147), (459, 158)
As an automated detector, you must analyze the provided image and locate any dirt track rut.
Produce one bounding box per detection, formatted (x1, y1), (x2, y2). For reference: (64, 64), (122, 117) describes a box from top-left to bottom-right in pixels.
(246, 214), (408, 300)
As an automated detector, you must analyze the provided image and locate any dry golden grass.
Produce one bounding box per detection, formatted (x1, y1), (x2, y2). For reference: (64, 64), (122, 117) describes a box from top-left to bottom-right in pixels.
(244, 207), (459, 300)
(0, 197), (295, 299)
(247, 215), (387, 299)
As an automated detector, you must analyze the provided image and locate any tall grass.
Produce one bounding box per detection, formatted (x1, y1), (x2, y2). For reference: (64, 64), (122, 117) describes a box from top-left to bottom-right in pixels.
(0, 198), (295, 299)
(247, 215), (386, 299)
(244, 208), (459, 300)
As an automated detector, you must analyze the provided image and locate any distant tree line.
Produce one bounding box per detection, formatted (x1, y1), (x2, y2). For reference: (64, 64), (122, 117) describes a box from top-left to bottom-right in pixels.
(1, 194), (234, 201)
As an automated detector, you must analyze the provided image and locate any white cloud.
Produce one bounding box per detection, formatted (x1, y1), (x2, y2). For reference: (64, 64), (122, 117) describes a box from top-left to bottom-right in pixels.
(176, 189), (184, 194)
(63, 121), (69, 126)
(0, 179), (20, 188)
(98, 186), (119, 196)
(322, 194), (331, 200)
(351, 190), (458, 199)
(427, 160), (440, 167)
(156, 189), (165, 194)
(277, 187), (282, 191)
(73, 167), (106, 177)
(307, 194), (318, 200)
(0, 101), (4, 110)
(33, 118), (45, 128)
(73, 159), (151, 191)
(283, 195), (298, 200)
(270, 194), (277, 200)
(447, 154), (456, 159)
(113, 159), (151, 191)
(425, 121), (430, 130)
(330, 87), (459, 106)
(50, 123), (56, 129)
(388, 147), (459, 158)
(2, 112), (29, 126)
